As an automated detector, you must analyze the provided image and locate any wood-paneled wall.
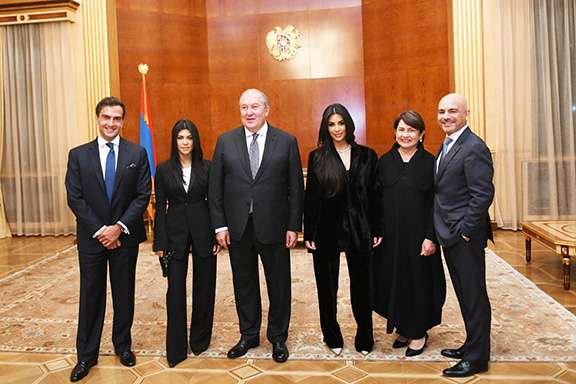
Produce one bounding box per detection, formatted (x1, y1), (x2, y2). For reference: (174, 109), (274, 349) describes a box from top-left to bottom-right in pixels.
(116, 0), (450, 164)
(362, 0), (451, 155)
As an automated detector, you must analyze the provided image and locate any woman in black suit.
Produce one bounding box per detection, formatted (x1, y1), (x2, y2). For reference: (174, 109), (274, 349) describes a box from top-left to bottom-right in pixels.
(153, 119), (219, 367)
(372, 111), (445, 357)
(304, 104), (383, 356)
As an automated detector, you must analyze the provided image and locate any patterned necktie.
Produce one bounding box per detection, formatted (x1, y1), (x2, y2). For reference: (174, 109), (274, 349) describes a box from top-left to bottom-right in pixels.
(249, 133), (259, 178)
(105, 142), (115, 204)
(440, 137), (453, 164)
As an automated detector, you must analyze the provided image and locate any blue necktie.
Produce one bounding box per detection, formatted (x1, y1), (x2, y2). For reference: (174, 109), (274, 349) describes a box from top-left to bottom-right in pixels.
(105, 142), (115, 204)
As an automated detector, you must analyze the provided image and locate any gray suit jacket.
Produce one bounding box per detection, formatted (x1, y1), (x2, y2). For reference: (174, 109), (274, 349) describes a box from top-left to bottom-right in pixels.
(433, 127), (494, 247)
(208, 125), (304, 244)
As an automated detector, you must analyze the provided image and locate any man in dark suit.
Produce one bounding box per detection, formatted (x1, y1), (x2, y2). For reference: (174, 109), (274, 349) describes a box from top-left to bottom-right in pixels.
(209, 88), (304, 363)
(434, 93), (494, 378)
(65, 97), (151, 382)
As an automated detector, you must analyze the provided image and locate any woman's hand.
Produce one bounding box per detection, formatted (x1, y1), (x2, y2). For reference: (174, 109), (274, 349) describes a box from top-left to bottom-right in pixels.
(155, 250), (164, 257)
(373, 237), (382, 248)
(305, 240), (316, 250)
(420, 238), (436, 256)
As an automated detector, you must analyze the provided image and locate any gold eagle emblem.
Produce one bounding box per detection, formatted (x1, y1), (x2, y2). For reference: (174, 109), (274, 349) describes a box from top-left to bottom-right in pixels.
(266, 25), (301, 62)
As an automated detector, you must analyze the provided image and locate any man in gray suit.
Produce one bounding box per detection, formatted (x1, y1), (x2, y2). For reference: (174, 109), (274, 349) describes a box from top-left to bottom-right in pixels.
(434, 93), (494, 378)
(209, 88), (304, 362)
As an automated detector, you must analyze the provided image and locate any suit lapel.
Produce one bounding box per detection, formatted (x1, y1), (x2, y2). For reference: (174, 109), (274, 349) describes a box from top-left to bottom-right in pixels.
(436, 128), (471, 180)
(113, 138), (129, 196)
(234, 128), (253, 180)
(254, 125), (277, 182)
(89, 139), (106, 194)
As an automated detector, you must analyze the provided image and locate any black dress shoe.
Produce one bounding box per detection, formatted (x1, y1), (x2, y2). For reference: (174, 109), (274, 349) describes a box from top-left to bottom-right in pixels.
(70, 359), (98, 382)
(227, 338), (259, 359)
(116, 350), (136, 367)
(443, 360), (488, 377)
(392, 338), (409, 349)
(272, 341), (289, 363)
(406, 333), (428, 357)
(441, 345), (465, 359)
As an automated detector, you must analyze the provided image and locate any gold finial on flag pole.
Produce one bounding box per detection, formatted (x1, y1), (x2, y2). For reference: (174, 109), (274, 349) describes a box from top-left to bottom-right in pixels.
(138, 63), (149, 75)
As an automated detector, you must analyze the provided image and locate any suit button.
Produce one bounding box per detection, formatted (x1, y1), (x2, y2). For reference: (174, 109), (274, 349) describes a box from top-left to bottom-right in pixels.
(184, 203), (188, 206)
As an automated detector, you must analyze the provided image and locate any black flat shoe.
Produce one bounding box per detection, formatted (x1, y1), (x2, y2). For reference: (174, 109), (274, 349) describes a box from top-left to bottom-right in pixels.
(116, 350), (136, 367)
(443, 360), (488, 377)
(392, 338), (409, 349)
(227, 338), (259, 359)
(70, 359), (98, 382)
(272, 341), (289, 363)
(441, 345), (466, 359)
(405, 333), (428, 357)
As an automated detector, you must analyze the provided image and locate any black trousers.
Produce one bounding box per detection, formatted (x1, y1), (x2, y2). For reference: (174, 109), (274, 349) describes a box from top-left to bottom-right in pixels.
(443, 235), (491, 364)
(166, 234), (217, 363)
(76, 245), (138, 362)
(228, 217), (291, 343)
(312, 250), (374, 352)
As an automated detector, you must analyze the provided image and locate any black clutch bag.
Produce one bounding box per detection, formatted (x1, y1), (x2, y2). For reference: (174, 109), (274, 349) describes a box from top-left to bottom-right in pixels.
(158, 250), (174, 278)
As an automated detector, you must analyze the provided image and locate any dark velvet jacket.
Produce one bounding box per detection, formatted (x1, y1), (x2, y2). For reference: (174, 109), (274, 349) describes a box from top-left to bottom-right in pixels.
(304, 144), (383, 253)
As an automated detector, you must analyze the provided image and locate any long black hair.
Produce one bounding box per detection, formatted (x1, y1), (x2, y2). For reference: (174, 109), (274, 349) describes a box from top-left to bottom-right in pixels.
(314, 103), (356, 198)
(165, 119), (209, 194)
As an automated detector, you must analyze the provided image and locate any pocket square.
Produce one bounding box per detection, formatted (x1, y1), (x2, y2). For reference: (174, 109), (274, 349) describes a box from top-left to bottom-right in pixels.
(126, 163), (137, 169)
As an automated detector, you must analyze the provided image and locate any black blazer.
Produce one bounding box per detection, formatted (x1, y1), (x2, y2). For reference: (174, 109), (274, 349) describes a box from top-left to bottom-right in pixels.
(65, 137), (151, 252)
(153, 160), (214, 258)
(434, 127), (494, 247)
(209, 125), (304, 244)
(304, 144), (383, 253)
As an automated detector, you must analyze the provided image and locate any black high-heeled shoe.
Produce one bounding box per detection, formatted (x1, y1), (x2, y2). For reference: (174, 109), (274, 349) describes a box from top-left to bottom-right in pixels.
(392, 338), (409, 349)
(405, 333), (428, 357)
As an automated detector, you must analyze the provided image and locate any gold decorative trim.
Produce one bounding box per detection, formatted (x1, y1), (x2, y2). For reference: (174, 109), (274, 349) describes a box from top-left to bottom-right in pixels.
(0, 1), (79, 25)
(266, 25), (301, 62)
(0, 1), (79, 12)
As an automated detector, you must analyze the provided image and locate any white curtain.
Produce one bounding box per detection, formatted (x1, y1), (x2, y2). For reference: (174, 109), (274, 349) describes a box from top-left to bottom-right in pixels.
(1, 22), (77, 235)
(485, 0), (576, 229)
(0, 27), (11, 238)
(529, 0), (576, 220)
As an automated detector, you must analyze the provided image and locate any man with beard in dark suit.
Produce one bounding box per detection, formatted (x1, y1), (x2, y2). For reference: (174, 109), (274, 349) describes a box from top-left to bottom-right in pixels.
(209, 89), (304, 363)
(433, 93), (494, 378)
(65, 97), (151, 382)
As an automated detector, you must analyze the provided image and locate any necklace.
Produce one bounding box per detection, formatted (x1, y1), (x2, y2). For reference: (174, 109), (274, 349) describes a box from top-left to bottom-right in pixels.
(336, 145), (351, 156)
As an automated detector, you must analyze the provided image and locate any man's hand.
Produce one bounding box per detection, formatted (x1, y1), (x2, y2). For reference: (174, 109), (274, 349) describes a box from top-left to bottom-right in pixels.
(97, 225), (122, 249)
(213, 244), (221, 255)
(216, 230), (230, 250)
(286, 231), (298, 249)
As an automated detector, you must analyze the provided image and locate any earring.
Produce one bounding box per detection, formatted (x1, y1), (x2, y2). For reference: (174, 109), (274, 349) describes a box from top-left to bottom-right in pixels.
(419, 138), (423, 142)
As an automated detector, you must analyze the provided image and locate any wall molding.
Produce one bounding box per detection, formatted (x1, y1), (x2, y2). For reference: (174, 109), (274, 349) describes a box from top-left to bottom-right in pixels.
(0, 1), (79, 25)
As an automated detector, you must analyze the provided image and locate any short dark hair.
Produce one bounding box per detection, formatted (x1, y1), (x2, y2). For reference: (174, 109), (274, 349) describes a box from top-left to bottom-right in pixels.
(394, 110), (425, 141)
(95, 97), (126, 118)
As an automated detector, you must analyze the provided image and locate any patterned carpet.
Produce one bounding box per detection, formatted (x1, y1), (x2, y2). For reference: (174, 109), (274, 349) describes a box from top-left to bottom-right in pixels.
(1, 244), (575, 362)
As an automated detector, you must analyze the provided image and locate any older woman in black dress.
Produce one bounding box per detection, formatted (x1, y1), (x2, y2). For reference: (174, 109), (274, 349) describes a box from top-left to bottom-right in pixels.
(373, 110), (446, 357)
(153, 119), (219, 367)
(304, 104), (383, 356)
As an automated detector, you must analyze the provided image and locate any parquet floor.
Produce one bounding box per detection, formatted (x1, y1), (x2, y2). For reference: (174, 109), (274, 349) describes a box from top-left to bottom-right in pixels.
(1, 230), (576, 383)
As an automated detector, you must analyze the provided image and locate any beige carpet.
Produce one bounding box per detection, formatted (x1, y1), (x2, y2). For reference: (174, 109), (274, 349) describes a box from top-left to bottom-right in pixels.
(1, 244), (575, 362)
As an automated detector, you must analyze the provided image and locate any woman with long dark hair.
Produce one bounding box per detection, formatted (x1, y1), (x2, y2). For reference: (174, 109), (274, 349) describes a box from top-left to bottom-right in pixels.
(372, 110), (445, 357)
(153, 119), (219, 367)
(304, 104), (383, 356)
